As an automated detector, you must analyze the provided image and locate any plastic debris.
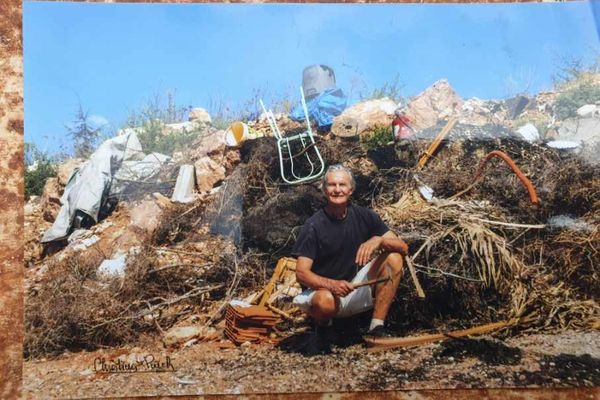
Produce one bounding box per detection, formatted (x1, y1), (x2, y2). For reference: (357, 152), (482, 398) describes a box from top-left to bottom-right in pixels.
(546, 140), (581, 149)
(171, 165), (198, 203)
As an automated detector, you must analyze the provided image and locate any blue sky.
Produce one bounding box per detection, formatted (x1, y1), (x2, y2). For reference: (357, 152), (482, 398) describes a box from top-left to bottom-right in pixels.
(24, 1), (599, 155)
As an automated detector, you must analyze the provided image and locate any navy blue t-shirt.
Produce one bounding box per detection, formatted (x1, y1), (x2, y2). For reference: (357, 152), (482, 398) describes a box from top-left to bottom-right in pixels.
(292, 204), (389, 283)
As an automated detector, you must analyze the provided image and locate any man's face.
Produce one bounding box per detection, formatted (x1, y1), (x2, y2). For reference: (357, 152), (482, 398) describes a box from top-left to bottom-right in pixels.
(324, 170), (354, 206)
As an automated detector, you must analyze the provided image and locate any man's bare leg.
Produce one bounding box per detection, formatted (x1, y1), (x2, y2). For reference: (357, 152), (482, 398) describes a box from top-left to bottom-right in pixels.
(367, 252), (404, 324)
(309, 289), (338, 323)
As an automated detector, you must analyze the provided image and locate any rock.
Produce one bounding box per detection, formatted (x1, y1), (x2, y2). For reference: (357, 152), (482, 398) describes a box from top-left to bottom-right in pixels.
(97, 253), (127, 277)
(57, 158), (85, 186)
(576, 104), (598, 118)
(191, 129), (227, 158)
(459, 98), (506, 126)
(164, 121), (198, 134)
(24, 196), (40, 216)
(129, 198), (163, 234)
(194, 156), (226, 193)
(188, 107), (212, 124)
(163, 325), (216, 347)
(557, 117), (600, 163)
(331, 98), (397, 137)
(222, 149), (241, 173)
(152, 192), (173, 209)
(557, 117), (600, 142)
(39, 177), (62, 222)
(516, 123), (540, 142)
(505, 95), (533, 120)
(404, 79), (464, 130)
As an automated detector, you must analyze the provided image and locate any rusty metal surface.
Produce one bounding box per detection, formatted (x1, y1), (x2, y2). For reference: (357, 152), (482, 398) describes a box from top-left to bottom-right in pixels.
(1, 1), (597, 399)
(0, 0), (23, 398)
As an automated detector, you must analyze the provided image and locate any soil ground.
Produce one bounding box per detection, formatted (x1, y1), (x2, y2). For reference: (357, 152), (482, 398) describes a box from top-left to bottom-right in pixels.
(23, 330), (599, 398)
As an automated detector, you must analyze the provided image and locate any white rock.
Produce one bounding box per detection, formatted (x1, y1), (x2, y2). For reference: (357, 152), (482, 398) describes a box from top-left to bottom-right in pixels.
(516, 123), (540, 142)
(331, 98), (398, 137)
(165, 121), (197, 133)
(188, 107), (212, 124)
(404, 79), (464, 130)
(163, 325), (216, 347)
(576, 104), (598, 117)
(129, 198), (163, 234)
(98, 253), (127, 277)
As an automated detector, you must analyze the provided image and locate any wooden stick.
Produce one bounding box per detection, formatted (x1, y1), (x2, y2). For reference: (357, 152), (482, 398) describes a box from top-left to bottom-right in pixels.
(405, 256), (426, 298)
(352, 276), (390, 289)
(417, 118), (457, 170)
(473, 218), (546, 229)
(366, 318), (518, 352)
(266, 304), (299, 320)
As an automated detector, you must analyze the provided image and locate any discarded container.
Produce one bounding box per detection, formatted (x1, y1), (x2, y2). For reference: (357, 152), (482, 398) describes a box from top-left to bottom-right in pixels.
(302, 64), (336, 100)
(171, 165), (197, 203)
(225, 121), (262, 147)
(546, 140), (581, 150)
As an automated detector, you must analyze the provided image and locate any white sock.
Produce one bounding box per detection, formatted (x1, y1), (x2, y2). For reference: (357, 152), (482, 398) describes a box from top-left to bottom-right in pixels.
(369, 318), (384, 331)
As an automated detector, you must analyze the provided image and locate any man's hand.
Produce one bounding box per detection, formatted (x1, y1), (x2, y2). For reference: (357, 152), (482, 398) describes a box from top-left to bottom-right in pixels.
(356, 236), (384, 266)
(327, 279), (354, 297)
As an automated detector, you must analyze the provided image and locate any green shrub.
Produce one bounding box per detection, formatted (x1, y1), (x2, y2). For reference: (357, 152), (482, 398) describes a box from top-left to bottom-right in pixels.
(25, 161), (56, 198)
(362, 125), (393, 150)
(365, 74), (406, 104)
(24, 143), (57, 198)
(125, 91), (202, 155)
(136, 120), (204, 155)
(554, 79), (600, 120)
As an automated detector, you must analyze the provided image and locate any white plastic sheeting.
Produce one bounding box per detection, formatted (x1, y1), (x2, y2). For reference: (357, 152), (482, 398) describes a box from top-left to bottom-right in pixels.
(41, 132), (171, 242)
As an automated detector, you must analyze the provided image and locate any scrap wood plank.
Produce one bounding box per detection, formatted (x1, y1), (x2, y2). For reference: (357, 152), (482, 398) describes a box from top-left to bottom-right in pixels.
(365, 318), (518, 352)
(258, 257), (297, 306)
(405, 256), (425, 298)
(417, 117), (457, 170)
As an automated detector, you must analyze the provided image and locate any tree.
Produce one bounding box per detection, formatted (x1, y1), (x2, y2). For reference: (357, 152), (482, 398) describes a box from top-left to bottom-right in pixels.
(24, 142), (57, 199)
(66, 103), (102, 158)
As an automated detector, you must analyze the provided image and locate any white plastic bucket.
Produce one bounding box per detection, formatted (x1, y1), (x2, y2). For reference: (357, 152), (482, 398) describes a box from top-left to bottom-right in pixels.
(225, 122), (262, 146)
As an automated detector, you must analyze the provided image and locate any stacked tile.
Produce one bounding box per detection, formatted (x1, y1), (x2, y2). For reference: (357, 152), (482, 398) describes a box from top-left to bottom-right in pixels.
(225, 304), (281, 345)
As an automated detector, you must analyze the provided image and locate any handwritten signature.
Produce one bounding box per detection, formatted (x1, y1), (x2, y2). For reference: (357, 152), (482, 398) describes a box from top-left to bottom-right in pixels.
(93, 354), (176, 373)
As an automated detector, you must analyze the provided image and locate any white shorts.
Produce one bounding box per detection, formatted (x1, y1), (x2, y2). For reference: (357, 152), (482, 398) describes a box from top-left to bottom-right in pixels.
(292, 261), (374, 318)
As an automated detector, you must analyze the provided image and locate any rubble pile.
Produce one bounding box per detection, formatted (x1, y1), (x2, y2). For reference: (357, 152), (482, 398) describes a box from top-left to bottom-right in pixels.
(24, 73), (599, 359)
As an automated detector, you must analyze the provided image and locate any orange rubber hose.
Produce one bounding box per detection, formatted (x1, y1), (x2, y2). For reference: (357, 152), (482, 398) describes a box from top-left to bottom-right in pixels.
(474, 150), (539, 205)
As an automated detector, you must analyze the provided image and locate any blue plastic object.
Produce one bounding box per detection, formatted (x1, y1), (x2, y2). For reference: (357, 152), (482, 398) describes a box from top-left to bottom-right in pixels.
(289, 88), (347, 128)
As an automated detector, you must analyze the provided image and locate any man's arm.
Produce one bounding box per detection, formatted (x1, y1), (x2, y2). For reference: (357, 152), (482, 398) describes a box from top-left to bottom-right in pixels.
(295, 256), (354, 297)
(355, 231), (409, 266)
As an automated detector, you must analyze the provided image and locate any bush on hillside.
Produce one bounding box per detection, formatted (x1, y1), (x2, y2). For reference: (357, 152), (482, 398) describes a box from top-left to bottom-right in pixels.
(554, 78), (600, 120)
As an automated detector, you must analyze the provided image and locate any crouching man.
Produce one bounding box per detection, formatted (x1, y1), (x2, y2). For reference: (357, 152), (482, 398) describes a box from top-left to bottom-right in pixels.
(292, 164), (408, 352)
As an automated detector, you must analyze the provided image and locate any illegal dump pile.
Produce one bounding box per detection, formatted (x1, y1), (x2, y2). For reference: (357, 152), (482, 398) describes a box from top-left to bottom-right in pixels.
(24, 74), (599, 359)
